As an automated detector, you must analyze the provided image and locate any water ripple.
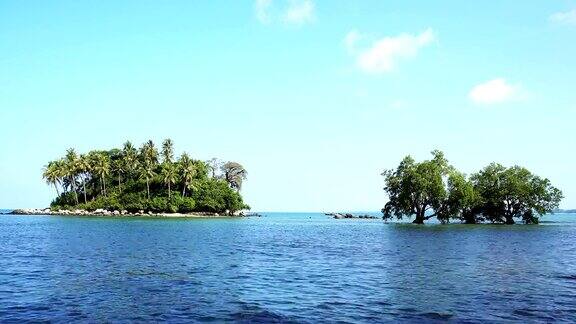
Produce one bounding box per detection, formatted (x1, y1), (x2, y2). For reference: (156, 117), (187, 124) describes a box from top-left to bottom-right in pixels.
(1, 213), (576, 322)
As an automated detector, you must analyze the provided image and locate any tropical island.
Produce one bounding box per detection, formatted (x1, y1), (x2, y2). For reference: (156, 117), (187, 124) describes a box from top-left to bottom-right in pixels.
(36, 139), (250, 216)
(381, 150), (563, 224)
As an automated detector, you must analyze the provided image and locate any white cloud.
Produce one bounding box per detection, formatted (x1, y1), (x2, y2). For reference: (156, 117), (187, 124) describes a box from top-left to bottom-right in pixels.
(254, 0), (315, 26)
(344, 28), (436, 74)
(550, 9), (576, 25)
(469, 78), (524, 105)
(283, 0), (314, 25)
(255, 0), (273, 24)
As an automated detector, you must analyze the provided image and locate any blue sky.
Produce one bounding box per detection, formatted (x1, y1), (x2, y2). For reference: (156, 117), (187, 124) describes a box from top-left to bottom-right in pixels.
(1, 0), (575, 211)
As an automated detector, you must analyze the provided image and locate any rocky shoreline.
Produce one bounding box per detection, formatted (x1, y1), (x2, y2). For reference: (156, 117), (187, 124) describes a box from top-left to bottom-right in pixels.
(325, 213), (378, 219)
(7, 208), (260, 218)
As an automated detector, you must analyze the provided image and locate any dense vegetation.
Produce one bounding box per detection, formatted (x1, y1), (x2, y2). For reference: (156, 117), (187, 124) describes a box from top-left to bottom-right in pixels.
(382, 150), (563, 224)
(42, 139), (249, 214)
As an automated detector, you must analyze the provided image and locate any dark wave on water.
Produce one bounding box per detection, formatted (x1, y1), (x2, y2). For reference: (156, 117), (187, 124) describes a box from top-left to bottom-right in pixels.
(1, 212), (575, 322)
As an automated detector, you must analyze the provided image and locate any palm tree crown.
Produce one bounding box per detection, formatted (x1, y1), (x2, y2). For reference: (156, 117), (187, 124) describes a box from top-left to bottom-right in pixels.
(42, 161), (62, 196)
(162, 138), (174, 164)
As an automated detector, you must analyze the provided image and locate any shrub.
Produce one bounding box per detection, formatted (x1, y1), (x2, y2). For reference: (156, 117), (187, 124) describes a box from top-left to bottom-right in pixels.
(147, 197), (168, 213)
(51, 192), (78, 209)
(120, 192), (147, 212)
(171, 195), (196, 213)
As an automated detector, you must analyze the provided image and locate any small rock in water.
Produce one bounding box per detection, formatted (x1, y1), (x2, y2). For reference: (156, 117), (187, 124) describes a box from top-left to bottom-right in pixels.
(328, 212), (377, 220)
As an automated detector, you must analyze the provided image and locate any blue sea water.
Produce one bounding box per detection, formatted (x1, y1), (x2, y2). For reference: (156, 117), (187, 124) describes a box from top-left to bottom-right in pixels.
(1, 212), (576, 322)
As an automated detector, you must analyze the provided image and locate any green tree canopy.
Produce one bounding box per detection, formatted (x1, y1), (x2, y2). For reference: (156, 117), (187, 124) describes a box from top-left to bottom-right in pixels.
(382, 151), (563, 224)
(471, 163), (563, 224)
(382, 150), (453, 224)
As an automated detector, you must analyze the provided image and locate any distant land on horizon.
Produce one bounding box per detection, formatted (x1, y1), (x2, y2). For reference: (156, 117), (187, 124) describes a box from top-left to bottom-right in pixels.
(3, 209), (576, 215)
(553, 209), (576, 214)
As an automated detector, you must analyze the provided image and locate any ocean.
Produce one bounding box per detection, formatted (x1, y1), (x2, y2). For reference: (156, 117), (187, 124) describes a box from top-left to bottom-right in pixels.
(1, 212), (575, 322)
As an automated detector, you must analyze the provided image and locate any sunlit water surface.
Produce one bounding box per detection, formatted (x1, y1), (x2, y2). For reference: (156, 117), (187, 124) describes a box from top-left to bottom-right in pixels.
(1, 211), (575, 322)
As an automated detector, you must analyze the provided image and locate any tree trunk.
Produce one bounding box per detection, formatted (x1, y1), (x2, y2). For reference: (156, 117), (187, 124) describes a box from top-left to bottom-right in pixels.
(82, 178), (87, 204)
(102, 175), (107, 197)
(182, 184), (186, 197)
(463, 211), (476, 224)
(54, 183), (60, 197)
(71, 176), (79, 205)
(464, 215), (477, 224)
(168, 182), (171, 199)
(118, 174), (122, 194)
(413, 216), (425, 224)
(413, 210), (425, 224)
(146, 178), (150, 200)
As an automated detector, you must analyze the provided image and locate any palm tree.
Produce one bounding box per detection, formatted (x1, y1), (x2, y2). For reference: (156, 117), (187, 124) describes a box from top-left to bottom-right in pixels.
(65, 148), (79, 205)
(139, 161), (156, 200)
(77, 154), (91, 204)
(162, 162), (177, 199)
(139, 140), (158, 200)
(93, 153), (110, 196)
(42, 161), (62, 197)
(142, 140), (158, 165)
(179, 153), (196, 197)
(162, 138), (174, 164)
(87, 152), (101, 198)
(122, 141), (138, 178)
(222, 161), (248, 192)
(112, 158), (124, 194)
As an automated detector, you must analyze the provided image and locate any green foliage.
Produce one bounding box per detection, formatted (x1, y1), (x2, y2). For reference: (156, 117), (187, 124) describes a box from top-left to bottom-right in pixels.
(173, 195), (196, 213)
(382, 150), (452, 224)
(93, 194), (122, 211)
(119, 192), (147, 212)
(442, 171), (482, 224)
(471, 163), (563, 224)
(192, 178), (247, 214)
(51, 191), (78, 209)
(382, 151), (563, 224)
(46, 139), (249, 214)
(148, 197), (170, 213)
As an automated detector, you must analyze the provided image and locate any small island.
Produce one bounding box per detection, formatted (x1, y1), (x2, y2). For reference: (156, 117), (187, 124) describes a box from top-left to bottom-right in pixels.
(381, 150), (564, 224)
(37, 139), (250, 217)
